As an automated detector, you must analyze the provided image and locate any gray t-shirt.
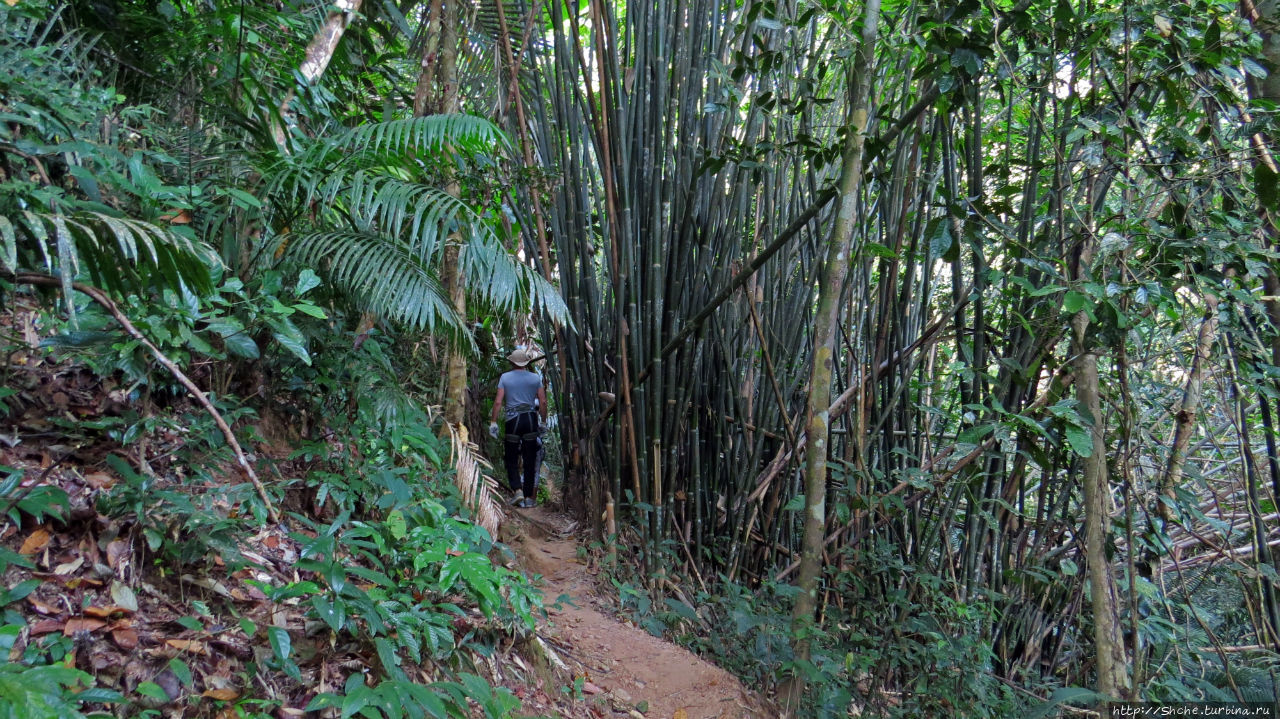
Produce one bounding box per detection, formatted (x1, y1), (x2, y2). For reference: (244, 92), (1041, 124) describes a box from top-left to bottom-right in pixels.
(498, 370), (542, 419)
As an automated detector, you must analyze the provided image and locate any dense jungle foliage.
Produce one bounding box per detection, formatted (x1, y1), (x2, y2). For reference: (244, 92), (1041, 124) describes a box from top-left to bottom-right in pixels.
(2, 0), (1280, 717)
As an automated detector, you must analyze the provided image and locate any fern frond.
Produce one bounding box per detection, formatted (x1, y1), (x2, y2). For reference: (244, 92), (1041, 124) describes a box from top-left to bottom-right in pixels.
(446, 423), (504, 538)
(281, 231), (469, 340)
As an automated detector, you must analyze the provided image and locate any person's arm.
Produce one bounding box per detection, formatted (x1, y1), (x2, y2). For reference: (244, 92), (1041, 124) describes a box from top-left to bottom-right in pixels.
(537, 385), (547, 424)
(491, 387), (506, 424)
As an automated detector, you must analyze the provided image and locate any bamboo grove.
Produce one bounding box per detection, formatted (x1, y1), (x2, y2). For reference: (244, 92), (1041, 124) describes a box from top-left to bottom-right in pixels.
(487, 0), (1280, 707)
(30, 0), (1279, 711)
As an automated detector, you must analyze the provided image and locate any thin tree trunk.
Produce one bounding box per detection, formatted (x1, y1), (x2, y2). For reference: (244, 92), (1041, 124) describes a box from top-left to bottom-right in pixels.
(419, 0), (466, 425)
(275, 0), (364, 148)
(1071, 231), (1130, 697)
(781, 0), (880, 709)
(1158, 299), (1220, 518)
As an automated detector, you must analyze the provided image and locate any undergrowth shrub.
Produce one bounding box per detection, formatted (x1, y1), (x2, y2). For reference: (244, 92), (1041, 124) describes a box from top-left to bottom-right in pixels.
(618, 538), (1024, 718)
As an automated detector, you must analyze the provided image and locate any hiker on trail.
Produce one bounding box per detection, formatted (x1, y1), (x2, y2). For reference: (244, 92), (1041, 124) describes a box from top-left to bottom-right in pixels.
(488, 348), (546, 508)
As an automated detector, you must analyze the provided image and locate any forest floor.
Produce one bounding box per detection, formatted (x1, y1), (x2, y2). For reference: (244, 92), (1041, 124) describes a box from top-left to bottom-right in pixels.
(504, 505), (771, 719)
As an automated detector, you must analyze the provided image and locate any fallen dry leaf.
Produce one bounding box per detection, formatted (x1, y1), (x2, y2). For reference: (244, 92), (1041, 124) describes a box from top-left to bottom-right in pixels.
(20, 528), (51, 555)
(106, 540), (129, 569)
(63, 617), (107, 635)
(112, 628), (139, 649)
(83, 605), (131, 618)
(53, 556), (84, 576)
(30, 619), (65, 635)
(201, 688), (239, 701)
(83, 472), (117, 490)
(166, 639), (209, 655)
(673, 709), (689, 719)
(159, 209), (192, 225)
(582, 681), (603, 695)
(110, 581), (139, 612)
(64, 576), (103, 589)
(27, 596), (58, 615)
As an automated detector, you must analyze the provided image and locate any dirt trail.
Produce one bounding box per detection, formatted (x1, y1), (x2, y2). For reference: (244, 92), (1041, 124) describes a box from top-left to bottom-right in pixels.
(507, 506), (770, 719)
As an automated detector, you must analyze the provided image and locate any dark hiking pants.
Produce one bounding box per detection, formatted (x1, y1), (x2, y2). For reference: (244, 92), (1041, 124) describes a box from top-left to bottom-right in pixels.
(504, 412), (542, 497)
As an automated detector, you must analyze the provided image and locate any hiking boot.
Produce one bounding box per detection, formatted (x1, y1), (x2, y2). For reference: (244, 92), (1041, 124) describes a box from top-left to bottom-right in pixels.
(509, 490), (524, 506)
(518, 497), (536, 508)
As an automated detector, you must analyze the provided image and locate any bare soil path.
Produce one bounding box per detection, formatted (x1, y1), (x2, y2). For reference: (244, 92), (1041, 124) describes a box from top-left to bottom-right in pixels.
(506, 506), (771, 719)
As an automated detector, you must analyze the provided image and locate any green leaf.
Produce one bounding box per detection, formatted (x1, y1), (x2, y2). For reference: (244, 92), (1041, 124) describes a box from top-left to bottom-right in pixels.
(224, 187), (263, 209)
(386, 510), (407, 540)
(375, 637), (405, 681)
(292, 302), (327, 319)
(0, 215), (16, 271)
(267, 626), (300, 680)
(663, 597), (700, 623)
(136, 681), (170, 702)
(341, 685), (373, 718)
(1062, 290), (1088, 314)
(296, 268), (322, 295)
(1, 579), (40, 605)
(865, 242), (897, 260)
(783, 494), (805, 512)
(311, 595), (346, 632)
(1027, 686), (1106, 719)
(927, 218), (956, 262)
(221, 331), (260, 360)
(268, 316), (311, 365)
(1064, 424), (1093, 458)
(168, 658), (192, 687)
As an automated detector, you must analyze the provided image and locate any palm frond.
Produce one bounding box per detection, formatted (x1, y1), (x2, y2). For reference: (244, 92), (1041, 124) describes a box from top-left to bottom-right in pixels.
(3, 211), (220, 316)
(461, 231), (571, 327)
(332, 115), (511, 160)
(446, 422), (504, 538)
(267, 167), (473, 261)
(281, 231), (469, 340)
(353, 339), (437, 437)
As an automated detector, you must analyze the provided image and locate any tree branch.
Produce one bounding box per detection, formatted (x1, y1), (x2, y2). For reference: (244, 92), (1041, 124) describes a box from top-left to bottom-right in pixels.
(8, 271), (282, 525)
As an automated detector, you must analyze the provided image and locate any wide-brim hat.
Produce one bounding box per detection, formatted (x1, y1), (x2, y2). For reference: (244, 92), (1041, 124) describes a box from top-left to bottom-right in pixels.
(506, 348), (535, 367)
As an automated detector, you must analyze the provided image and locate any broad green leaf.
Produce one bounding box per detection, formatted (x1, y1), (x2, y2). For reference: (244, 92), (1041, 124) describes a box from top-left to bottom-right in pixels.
(267, 626), (300, 680)
(375, 637), (405, 681)
(168, 658), (192, 687)
(386, 510), (407, 540)
(311, 595), (346, 632)
(136, 681), (170, 702)
(296, 268), (322, 295)
(222, 331), (260, 359)
(1064, 424), (1093, 458)
(268, 316), (311, 365)
(1062, 290), (1088, 314)
(292, 302), (327, 318)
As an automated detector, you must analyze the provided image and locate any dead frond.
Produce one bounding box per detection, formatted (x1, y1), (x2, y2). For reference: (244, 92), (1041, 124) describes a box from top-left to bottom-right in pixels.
(446, 423), (504, 537)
